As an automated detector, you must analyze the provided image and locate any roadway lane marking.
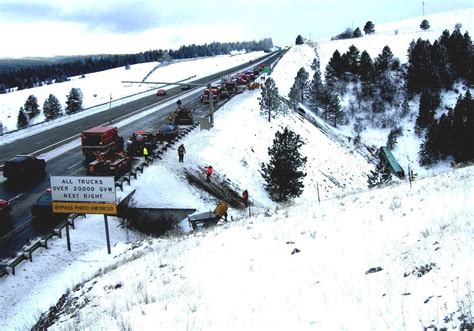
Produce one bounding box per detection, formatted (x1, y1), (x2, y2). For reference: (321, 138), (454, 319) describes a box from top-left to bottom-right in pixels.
(8, 193), (23, 203)
(67, 161), (83, 170)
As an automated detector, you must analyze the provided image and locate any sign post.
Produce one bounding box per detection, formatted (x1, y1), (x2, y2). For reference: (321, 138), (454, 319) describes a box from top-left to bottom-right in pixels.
(104, 215), (111, 254)
(50, 176), (117, 254)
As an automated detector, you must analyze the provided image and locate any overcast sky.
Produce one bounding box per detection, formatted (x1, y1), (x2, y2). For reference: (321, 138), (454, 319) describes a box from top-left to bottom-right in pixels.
(0, 0), (472, 58)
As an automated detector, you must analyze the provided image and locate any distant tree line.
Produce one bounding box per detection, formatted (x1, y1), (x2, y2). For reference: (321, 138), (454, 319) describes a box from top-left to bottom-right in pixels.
(0, 38), (273, 93)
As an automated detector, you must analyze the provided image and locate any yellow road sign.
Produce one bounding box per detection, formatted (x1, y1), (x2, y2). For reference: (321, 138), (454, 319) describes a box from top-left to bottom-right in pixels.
(52, 202), (117, 215)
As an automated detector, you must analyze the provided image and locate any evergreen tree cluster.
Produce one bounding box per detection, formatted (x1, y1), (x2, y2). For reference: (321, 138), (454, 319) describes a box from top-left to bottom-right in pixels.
(260, 127), (307, 201)
(406, 28), (473, 93)
(0, 38), (273, 93)
(331, 27), (364, 41)
(420, 90), (474, 165)
(16, 88), (83, 128)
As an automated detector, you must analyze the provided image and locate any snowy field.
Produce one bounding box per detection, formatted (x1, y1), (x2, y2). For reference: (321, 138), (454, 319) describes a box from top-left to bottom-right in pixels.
(0, 8), (473, 331)
(0, 50), (266, 135)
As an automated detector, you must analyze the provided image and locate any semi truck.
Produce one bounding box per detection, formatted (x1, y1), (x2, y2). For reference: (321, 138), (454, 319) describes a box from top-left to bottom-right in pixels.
(80, 126), (124, 162)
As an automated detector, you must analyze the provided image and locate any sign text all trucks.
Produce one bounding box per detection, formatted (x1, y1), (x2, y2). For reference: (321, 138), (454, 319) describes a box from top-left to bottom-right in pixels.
(50, 176), (117, 215)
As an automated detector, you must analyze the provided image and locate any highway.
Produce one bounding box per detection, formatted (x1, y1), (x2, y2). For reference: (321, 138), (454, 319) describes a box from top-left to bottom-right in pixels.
(0, 51), (281, 262)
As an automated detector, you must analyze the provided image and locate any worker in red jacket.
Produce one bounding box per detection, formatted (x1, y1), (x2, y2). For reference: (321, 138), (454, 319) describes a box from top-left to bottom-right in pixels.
(206, 165), (213, 182)
(242, 189), (249, 207)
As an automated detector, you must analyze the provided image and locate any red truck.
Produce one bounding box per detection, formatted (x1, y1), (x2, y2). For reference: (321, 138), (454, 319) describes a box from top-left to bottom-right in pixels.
(81, 126), (124, 162)
(201, 86), (220, 104)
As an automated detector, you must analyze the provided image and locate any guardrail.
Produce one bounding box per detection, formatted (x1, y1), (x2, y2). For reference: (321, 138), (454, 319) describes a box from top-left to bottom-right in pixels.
(0, 66), (255, 278)
(0, 213), (83, 277)
(0, 123), (200, 278)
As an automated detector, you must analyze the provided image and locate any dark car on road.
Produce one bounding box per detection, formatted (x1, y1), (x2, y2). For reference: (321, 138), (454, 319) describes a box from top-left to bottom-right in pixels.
(181, 84), (191, 91)
(156, 124), (179, 142)
(0, 199), (11, 220)
(3, 155), (46, 181)
(31, 189), (69, 223)
(156, 89), (167, 96)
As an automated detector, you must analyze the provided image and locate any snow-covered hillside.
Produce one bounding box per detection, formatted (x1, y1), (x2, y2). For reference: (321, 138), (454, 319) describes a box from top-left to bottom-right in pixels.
(1, 89), (472, 330)
(272, 8), (473, 179)
(0, 9), (472, 331)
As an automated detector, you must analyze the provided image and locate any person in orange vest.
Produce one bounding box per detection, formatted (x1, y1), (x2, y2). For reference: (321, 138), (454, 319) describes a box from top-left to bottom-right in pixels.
(242, 189), (249, 207)
(206, 165), (213, 182)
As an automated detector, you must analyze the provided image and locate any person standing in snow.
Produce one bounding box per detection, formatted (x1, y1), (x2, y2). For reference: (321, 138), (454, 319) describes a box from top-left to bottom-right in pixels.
(206, 165), (213, 182)
(143, 146), (149, 162)
(178, 144), (186, 162)
(242, 189), (249, 207)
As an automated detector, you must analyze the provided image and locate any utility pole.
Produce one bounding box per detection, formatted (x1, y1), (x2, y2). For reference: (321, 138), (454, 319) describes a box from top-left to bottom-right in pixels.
(109, 93), (112, 124)
(208, 84), (214, 127)
(422, 1), (425, 16)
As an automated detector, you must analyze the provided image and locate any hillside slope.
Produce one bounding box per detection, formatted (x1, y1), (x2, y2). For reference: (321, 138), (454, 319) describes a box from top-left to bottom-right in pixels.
(33, 164), (474, 330)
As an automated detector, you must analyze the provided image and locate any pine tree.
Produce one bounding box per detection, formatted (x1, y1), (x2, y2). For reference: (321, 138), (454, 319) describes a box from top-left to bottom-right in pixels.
(325, 50), (344, 87)
(407, 38), (438, 92)
(431, 41), (454, 89)
(419, 121), (439, 165)
(367, 156), (392, 188)
(420, 19), (430, 30)
(43, 94), (62, 120)
(353, 27), (362, 38)
(288, 67), (309, 106)
(310, 56), (320, 72)
(363, 21), (375, 35)
(65, 87), (83, 114)
(295, 35), (304, 45)
(260, 127), (307, 201)
(308, 58), (323, 111)
(17, 107), (28, 128)
(378, 71), (397, 104)
(319, 86), (343, 126)
(358, 50), (374, 82)
(259, 78), (281, 122)
(374, 45), (394, 73)
(24, 95), (40, 119)
(451, 90), (474, 162)
(344, 45), (360, 77)
(415, 89), (441, 134)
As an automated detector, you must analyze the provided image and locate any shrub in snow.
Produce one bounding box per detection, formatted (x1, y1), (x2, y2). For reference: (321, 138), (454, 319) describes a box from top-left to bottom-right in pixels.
(420, 19), (430, 30)
(295, 34), (304, 45)
(367, 155), (392, 188)
(386, 126), (403, 150)
(363, 21), (375, 34)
